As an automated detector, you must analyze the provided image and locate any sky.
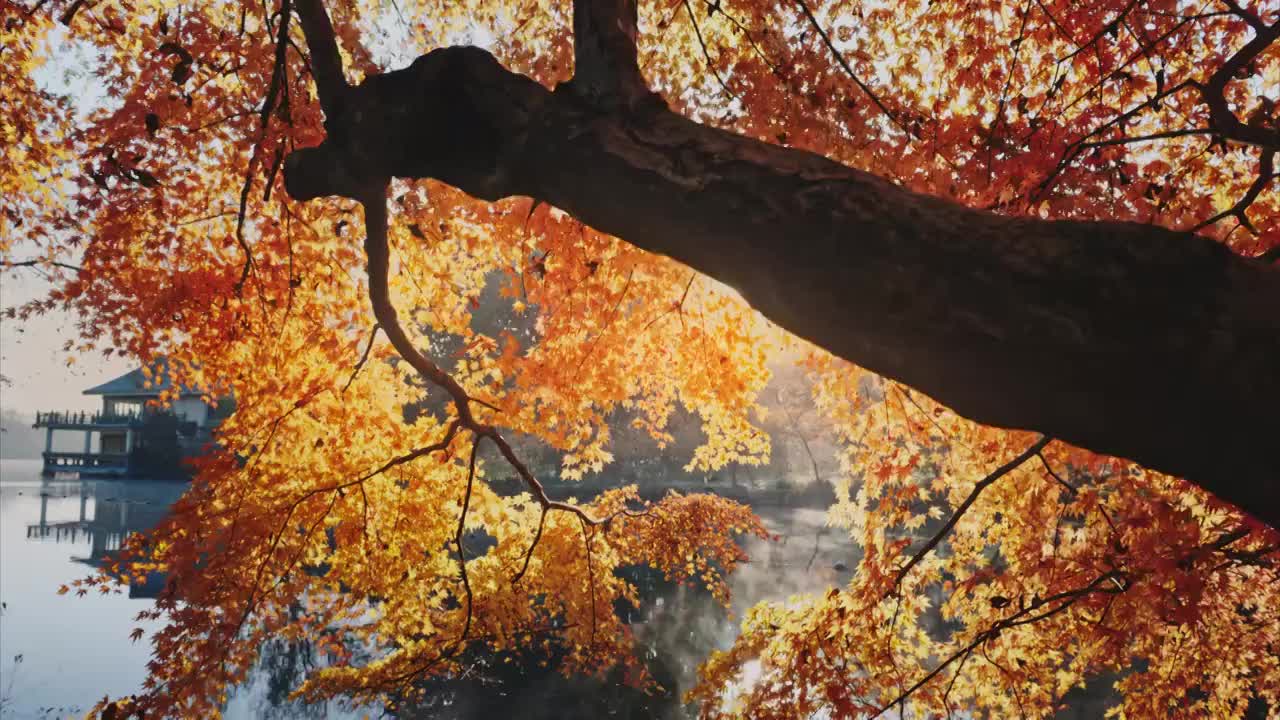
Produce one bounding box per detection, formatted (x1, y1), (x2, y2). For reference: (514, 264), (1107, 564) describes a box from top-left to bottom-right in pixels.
(1, 26), (131, 418)
(0, 12), (463, 420)
(1, 267), (132, 417)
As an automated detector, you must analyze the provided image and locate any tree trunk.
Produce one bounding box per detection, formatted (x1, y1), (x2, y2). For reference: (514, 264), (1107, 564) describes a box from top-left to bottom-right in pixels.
(283, 40), (1280, 529)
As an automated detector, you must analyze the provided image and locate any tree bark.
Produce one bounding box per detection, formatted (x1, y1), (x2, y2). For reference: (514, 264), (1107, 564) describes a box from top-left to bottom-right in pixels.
(284, 22), (1279, 529)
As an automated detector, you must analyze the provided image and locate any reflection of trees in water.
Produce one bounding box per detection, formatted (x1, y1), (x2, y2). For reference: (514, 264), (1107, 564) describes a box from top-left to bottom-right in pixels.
(254, 620), (325, 719)
(246, 604), (372, 720)
(257, 606), (317, 716)
(388, 566), (734, 720)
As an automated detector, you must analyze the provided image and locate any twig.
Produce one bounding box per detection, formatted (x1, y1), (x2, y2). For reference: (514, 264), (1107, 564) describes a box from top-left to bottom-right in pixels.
(342, 324), (381, 392)
(454, 434), (481, 644)
(891, 436), (1052, 590)
(682, 0), (738, 101)
(872, 570), (1127, 719)
(793, 0), (914, 139)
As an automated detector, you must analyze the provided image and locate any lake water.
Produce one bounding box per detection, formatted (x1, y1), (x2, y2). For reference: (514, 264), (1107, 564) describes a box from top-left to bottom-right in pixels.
(0, 460), (376, 719)
(0, 459), (855, 719)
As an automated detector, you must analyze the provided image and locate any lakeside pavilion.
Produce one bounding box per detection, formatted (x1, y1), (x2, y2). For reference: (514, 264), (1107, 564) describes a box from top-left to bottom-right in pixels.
(33, 360), (228, 477)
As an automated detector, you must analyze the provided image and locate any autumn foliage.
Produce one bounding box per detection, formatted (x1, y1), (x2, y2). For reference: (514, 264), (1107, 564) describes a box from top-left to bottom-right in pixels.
(2, 0), (1279, 717)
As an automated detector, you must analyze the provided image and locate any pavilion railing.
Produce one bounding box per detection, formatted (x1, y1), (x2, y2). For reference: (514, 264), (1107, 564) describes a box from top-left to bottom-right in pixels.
(33, 410), (149, 427)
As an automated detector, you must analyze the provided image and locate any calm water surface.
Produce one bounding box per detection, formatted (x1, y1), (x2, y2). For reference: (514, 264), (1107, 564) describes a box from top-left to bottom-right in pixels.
(0, 459), (368, 719)
(0, 458), (854, 719)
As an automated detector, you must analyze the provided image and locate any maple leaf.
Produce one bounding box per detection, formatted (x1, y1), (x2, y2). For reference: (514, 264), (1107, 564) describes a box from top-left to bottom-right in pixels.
(4, 0), (1278, 718)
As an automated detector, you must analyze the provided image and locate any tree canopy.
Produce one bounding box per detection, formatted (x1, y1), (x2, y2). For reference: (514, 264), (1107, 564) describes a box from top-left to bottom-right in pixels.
(2, 0), (1278, 717)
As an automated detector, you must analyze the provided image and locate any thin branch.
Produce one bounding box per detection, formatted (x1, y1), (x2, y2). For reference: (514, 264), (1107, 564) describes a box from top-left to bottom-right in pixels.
(1054, 0), (1142, 66)
(342, 324), (381, 392)
(682, 0), (738, 101)
(1189, 150), (1276, 233)
(891, 436), (1052, 590)
(574, 268), (634, 372)
(3, 259), (83, 273)
(872, 570), (1127, 719)
(793, 0), (914, 139)
(1080, 127), (1216, 150)
(454, 434), (481, 645)
(233, 147), (261, 296)
(1036, 451), (1076, 496)
(512, 506), (548, 584)
(259, 0), (293, 128)
(360, 188), (648, 540)
(579, 515), (598, 650)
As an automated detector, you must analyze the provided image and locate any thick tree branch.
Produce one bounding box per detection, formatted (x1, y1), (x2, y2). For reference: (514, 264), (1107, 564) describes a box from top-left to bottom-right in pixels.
(288, 23), (1280, 530)
(570, 0), (649, 107)
(294, 0), (347, 115)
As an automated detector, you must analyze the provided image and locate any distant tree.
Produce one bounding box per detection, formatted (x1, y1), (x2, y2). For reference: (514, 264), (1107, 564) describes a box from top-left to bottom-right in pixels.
(0, 409), (44, 459)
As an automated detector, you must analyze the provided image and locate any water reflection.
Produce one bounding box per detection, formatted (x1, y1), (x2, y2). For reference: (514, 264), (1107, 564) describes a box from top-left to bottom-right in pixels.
(394, 509), (856, 719)
(1, 459), (857, 719)
(0, 461), (364, 720)
(23, 478), (175, 600)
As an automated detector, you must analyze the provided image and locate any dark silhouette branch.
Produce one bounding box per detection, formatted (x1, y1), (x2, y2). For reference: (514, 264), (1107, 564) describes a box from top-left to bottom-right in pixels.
(682, 0), (738, 102)
(1189, 150), (1277, 233)
(285, 0), (1280, 530)
(794, 0), (914, 138)
(454, 434), (481, 645)
(570, 0), (649, 108)
(295, 0), (347, 114)
(342, 323), (381, 393)
(1195, 17), (1280, 149)
(3, 258), (83, 273)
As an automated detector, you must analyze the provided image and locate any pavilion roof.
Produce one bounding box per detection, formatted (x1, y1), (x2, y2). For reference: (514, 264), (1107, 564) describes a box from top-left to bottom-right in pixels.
(82, 359), (201, 397)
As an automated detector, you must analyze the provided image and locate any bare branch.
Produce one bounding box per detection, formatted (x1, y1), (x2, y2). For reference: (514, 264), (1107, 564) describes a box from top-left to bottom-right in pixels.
(3, 259), (83, 273)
